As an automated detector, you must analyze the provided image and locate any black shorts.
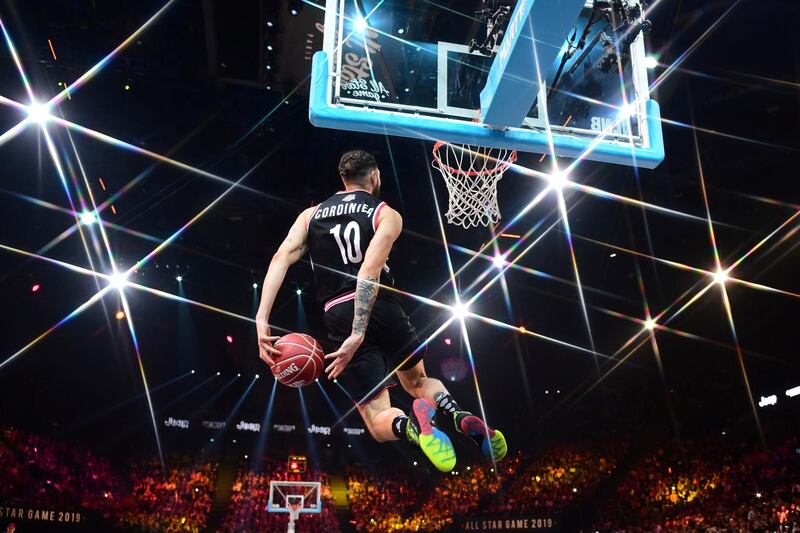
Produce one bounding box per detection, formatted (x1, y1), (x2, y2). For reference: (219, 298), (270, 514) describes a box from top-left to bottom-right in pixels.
(323, 293), (425, 406)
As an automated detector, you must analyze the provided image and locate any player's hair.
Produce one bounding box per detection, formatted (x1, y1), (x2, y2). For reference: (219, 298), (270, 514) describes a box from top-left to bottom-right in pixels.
(338, 150), (377, 184)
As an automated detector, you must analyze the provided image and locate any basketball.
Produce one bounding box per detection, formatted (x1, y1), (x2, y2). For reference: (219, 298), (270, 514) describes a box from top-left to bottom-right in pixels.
(271, 333), (324, 387)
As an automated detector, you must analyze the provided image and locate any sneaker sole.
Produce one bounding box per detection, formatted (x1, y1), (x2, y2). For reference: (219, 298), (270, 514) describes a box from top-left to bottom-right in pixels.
(459, 415), (507, 461)
(413, 399), (456, 472)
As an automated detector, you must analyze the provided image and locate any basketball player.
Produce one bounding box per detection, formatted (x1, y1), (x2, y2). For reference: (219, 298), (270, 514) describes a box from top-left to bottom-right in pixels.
(256, 150), (506, 472)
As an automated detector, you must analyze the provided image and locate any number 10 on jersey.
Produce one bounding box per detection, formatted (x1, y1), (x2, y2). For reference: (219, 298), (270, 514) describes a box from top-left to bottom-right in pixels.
(330, 222), (363, 264)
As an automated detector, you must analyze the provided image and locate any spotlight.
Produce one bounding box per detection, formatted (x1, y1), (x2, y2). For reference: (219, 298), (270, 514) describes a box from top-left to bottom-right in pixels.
(290, 9), (298, 15)
(451, 302), (470, 320)
(108, 272), (129, 290)
(226, 335), (234, 344)
(354, 16), (368, 32)
(210, 438), (214, 442)
(644, 56), (658, 69)
(397, 28), (405, 34)
(244, 454), (248, 459)
(124, 84), (131, 91)
(256, 374), (260, 379)
(713, 268), (730, 285)
(492, 253), (507, 270)
(644, 318), (657, 331)
(267, 45), (273, 51)
(27, 101), (50, 124)
(756, 492), (762, 499)
(237, 373), (241, 377)
(253, 283), (258, 289)
(413, 461), (417, 466)
(444, 338), (452, 346)
(115, 311), (125, 320)
(609, 253), (617, 258)
(296, 288), (302, 295)
(31, 284), (41, 293)
(618, 103), (637, 120)
(519, 326), (527, 334)
(267, 21), (274, 27)
(80, 210), (98, 225)
(548, 170), (569, 192)
(333, 379), (337, 383)
(176, 275), (183, 282)
(191, 370), (196, 374)
(216, 371), (221, 376)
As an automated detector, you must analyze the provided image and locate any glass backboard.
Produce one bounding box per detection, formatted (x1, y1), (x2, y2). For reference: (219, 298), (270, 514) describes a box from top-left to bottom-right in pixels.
(310, 0), (664, 168)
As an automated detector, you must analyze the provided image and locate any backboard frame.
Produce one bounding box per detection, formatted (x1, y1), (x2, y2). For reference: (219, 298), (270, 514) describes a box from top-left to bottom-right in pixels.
(310, 0), (664, 168)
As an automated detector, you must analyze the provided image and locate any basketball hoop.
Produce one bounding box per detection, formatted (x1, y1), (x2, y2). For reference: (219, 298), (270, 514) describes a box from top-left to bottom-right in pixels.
(432, 141), (517, 229)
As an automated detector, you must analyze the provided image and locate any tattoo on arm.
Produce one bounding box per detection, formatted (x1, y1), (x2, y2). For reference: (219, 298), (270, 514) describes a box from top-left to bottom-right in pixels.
(352, 275), (379, 336)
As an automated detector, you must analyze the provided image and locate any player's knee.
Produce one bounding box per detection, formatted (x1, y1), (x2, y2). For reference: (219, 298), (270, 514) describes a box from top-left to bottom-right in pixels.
(363, 419), (389, 443)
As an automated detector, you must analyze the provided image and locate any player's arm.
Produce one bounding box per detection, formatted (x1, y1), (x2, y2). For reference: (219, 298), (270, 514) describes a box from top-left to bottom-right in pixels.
(256, 207), (315, 365)
(325, 207), (403, 379)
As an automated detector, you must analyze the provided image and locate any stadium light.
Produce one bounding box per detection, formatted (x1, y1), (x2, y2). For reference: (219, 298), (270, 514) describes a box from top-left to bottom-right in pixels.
(108, 272), (129, 290)
(548, 170), (569, 192)
(451, 302), (470, 320)
(617, 102), (637, 120)
(80, 210), (98, 225)
(354, 15), (368, 32)
(27, 101), (51, 124)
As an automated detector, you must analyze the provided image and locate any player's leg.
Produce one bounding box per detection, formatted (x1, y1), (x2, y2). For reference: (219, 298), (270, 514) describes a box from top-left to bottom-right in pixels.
(355, 388), (404, 442)
(355, 386), (456, 472)
(397, 360), (508, 462)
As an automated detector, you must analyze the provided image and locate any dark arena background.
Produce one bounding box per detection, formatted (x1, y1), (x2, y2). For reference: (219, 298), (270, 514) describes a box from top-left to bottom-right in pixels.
(0, 1), (799, 532)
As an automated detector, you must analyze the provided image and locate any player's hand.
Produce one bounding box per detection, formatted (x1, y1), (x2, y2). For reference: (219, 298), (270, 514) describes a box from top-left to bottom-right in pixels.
(324, 333), (364, 380)
(256, 320), (281, 366)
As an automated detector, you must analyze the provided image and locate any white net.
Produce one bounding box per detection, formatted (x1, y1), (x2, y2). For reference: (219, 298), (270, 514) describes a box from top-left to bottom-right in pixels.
(432, 141), (517, 229)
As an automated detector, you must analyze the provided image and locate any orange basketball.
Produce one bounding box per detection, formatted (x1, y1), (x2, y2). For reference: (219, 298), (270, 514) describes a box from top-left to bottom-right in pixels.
(271, 333), (324, 387)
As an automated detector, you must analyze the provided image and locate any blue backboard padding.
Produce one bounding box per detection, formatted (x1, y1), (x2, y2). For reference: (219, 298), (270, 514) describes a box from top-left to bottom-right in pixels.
(309, 52), (665, 168)
(480, 0), (586, 128)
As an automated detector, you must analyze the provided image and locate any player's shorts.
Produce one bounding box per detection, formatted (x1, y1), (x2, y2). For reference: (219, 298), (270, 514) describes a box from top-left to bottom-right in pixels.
(323, 292), (425, 407)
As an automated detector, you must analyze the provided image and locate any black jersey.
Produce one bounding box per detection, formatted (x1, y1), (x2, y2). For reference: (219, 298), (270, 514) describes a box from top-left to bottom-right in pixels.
(306, 189), (395, 306)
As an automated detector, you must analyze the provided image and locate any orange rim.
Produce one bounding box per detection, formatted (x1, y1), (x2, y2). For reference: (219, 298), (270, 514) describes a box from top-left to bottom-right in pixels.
(432, 141), (517, 177)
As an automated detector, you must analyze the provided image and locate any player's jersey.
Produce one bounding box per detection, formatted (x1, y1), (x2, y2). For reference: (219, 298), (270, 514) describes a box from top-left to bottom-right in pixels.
(306, 189), (395, 307)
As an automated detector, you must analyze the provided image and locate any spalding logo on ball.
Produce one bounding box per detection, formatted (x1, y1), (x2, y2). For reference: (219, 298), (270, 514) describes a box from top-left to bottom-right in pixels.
(271, 333), (324, 387)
